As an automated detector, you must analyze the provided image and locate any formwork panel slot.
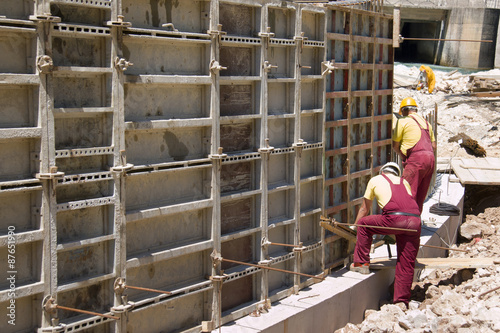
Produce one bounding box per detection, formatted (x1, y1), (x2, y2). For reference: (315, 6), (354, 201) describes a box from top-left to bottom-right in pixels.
(52, 36), (110, 67)
(126, 251), (207, 300)
(268, 46), (295, 79)
(0, 191), (40, 233)
(301, 113), (321, 144)
(126, 168), (210, 212)
(220, 3), (258, 37)
(267, 117), (293, 148)
(56, 156), (110, 174)
(269, 153), (293, 186)
(0, 31), (35, 74)
(0, 140), (37, 181)
(51, 4), (106, 26)
(0, 294), (41, 332)
(52, 23), (111, 37)
(122, 0), (208, 33)
(56, 179), (113, 204)
(53, 77), (111, 108)
(268, 190), (294, 226)
(126, 209), (209, 257)
(302, 10), (324, 41)
(55, 117), (111, 150)
(126, 127), (210, 165)
(0, 1), (34, 20)
(300, 181), (320, 213)
(220, 46), (258, 77)
(268, 258), (292, 293)
(0, 86), (38, 128)
(269, 7), (296, 39)
(125, 84), (210, 121)
(221, 161), (255, 194)
(300, 149), (321, 179)
(57, 242), (113, 284)
(221, 198), (253, 235)
(220, 84), (258, 116)
(222, 275), (253, 312)
(57, 205), (112, 244)
(221, 236), (253, 272)
(124, 39), (209, 76)
(57, 282), (113, 321)
(51, 0), (112, 10)
(220, 121), (256, 153)
(301, 47), (322, 76)
(127, 291), (207, 333)
(0, 241), (41, 290)
(268, 82), (294, 115)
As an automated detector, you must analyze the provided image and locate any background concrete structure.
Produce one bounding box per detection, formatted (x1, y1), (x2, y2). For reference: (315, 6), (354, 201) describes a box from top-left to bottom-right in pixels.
(0, 1), (393, 332)
(384, 0), (500, 69)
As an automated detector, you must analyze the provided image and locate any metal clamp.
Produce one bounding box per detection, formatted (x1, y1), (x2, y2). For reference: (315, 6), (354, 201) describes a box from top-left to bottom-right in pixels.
(258, 138), (274, 153)
(209, 147), (227, 160)
(36, 166), (65, 180)
(105, 15), (132, 27)
(162, 23), (178, 32)
(209, 60), (227, 74)
(321, 60), (336, 76)
(114, 57), (133, 71)
(29, 14), (61, 22)
(207, 24), (227, 41)
(37, 55), (53, 74)
(263, 61), (278, 72)
(292, 139), (307, 148)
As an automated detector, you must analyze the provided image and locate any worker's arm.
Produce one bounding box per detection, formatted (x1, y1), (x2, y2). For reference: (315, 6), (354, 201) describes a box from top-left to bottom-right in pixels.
(354, 197), (372, 225)
(432, 141), (437, 151)
(392, 140), (405, 160)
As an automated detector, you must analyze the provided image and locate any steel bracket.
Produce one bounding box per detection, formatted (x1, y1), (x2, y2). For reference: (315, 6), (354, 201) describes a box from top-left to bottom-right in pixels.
(263, 60), (278, 72)
(209, 147), (227, 160)
(37, 55), (53, 74)
(292, 139), (307, 148)
(258, 138), (274, 153)
(111, 301), (135, 314)
(209, 59), (227, 74)
(36, 166), (64, 180)
(114, 57), (133, 71)
(162, 23), (178, 32)
(258, 27), (275, 39)
(321, 60), (336, 76)
(29, 14), (61, 23)
(105, 16), (132, 27)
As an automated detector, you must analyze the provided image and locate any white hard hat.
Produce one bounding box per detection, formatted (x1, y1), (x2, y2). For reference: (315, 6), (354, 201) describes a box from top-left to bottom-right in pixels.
(380, 162), (401, 177)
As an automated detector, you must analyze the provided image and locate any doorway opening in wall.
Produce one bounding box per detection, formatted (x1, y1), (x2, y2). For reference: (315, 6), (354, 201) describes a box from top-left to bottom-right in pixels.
(395, 20), (441, 64)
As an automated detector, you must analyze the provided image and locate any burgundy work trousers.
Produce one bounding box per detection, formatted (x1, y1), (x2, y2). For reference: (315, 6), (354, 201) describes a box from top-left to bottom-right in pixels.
(353, 214), (421, 304)
(403, 150), (435, 213)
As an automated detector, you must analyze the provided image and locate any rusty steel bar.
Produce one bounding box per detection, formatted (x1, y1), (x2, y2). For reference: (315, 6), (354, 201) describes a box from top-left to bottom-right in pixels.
(402, 37), (493, 43)
(420, 244), (467, 252)
(479, 285), (500, 298)
(125, 285), (172, 295)
(268, 242), (299, 248)
(320, 217), (418, 233)
(55, 305), (119, 320)
(221, 258), (324, 281)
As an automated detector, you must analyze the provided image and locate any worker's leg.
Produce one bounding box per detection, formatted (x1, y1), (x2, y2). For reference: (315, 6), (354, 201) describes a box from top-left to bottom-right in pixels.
(414, 152), (435, 212)
(353, 215), (384, 264)
(393, 217), (421, 305)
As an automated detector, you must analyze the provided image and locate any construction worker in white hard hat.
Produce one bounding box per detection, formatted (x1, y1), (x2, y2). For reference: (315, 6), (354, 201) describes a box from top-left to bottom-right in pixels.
(351, 162), (421, 307)
(393, 97), (436, 213)
(416, 65), (435, 94)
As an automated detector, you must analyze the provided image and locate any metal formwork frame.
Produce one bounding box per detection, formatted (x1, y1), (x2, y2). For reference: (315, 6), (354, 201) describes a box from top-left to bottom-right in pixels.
(0, 1), (390, 333)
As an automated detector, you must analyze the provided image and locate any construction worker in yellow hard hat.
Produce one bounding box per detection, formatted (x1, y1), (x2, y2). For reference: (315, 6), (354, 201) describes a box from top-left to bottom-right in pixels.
(415, 65), (435, 94)
(393, 97), (436, 213)
(350, 162), (421, 307)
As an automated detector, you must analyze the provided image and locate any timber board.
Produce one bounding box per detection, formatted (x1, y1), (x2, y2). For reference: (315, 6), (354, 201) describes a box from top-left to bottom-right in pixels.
(451, 157), (500, 185)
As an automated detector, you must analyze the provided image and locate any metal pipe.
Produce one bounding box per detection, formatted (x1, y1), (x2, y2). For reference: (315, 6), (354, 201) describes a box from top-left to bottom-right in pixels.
(220, 258), (324, 281)
(402, 37), (493, 43)
(420, 244), (467, 252)
(125, 285), (172, 295)
(320, 217), (418, 233)
(55, 305), (119, 320)
(268, 242), (299, 248)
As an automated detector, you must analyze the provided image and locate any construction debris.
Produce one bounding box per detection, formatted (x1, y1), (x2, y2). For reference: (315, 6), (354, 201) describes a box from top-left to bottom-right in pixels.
(335, 207), (500, 333)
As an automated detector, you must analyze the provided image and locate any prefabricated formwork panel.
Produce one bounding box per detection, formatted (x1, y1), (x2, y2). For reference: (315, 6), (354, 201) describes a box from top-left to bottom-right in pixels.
(0, 1), (391, 333)
(324, 6), (394, 268)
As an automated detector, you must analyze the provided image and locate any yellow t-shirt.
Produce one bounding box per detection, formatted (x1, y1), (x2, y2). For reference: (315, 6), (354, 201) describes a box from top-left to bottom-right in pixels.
(393, 113), (435, 157)
(364, 174), (412, 209)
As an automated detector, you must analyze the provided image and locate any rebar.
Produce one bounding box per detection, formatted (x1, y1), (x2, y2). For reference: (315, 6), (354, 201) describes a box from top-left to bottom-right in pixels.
(55, 305), (119, 320)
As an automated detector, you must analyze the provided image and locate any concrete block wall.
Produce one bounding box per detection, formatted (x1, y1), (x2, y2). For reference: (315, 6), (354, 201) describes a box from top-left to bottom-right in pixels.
(0, 1), (392, 333)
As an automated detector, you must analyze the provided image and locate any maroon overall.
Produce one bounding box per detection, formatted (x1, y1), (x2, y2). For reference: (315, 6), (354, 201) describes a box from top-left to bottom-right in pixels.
(402, 115), (435, 213)
(353, 174), (421, 305)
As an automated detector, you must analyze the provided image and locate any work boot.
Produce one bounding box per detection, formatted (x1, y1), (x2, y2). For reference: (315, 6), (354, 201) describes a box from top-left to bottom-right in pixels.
(350, 262), (370, 274)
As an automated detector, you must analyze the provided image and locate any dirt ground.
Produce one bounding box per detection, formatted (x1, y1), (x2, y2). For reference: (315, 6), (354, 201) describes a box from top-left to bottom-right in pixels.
(334, 65), (500, 332)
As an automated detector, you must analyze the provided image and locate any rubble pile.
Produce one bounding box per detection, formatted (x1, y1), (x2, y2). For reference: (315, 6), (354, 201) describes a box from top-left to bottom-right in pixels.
(393, 64), (500, 158)
(335, 207), (500, 333)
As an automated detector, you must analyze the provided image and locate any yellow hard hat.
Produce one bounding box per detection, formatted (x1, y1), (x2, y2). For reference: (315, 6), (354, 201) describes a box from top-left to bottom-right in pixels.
(399, 97), (417, 115)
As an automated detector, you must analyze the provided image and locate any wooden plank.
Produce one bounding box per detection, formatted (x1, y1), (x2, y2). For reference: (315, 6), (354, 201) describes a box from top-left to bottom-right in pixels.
(452, 158), (500, 185)
(370, 257), (500, 270)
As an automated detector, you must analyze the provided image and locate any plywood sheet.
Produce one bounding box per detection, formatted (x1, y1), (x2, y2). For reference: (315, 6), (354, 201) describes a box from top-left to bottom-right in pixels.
(451, 157), (500, 185)
(370, 257), (500, 270)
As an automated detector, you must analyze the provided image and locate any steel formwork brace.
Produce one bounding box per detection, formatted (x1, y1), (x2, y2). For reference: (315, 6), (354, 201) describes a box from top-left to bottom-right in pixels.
(113, 277), (172, 296)
(42, 295), (119, 321)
